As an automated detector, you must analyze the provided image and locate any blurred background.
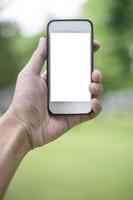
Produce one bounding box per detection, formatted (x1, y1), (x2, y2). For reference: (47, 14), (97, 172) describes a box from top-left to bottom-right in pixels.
(0, 0), (133, 199)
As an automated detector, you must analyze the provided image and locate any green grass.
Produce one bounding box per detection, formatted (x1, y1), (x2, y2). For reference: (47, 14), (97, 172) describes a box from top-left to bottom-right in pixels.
(4, 113), (133, 200)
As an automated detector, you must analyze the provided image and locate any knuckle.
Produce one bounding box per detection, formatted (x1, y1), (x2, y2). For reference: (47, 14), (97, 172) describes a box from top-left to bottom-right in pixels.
(94, 99), (102, 109)
(18, 71), (23, 78)
(17, 68), (26, 79)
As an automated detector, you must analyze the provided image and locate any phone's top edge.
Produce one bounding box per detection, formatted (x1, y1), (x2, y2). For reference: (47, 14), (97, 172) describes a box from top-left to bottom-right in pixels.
(47, 19), (93, 27)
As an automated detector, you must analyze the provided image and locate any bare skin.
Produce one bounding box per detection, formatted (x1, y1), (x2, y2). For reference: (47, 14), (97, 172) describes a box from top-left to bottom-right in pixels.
(0, 38), (103, 198)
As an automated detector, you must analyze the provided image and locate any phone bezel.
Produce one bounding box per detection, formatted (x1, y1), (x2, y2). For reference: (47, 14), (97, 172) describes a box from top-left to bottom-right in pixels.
(47, 19), (93, 115)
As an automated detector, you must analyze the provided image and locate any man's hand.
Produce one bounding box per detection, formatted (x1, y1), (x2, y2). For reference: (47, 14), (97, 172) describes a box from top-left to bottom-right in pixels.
(9, 38), (103, 149)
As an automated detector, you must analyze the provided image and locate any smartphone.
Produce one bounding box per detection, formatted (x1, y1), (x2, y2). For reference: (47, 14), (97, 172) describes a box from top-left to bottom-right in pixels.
(47, 19), (93, 115)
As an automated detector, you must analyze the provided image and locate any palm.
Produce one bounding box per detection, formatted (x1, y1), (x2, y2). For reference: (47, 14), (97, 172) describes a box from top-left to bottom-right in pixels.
(10, 38), (102, 149)
(11, 73), (83, 147)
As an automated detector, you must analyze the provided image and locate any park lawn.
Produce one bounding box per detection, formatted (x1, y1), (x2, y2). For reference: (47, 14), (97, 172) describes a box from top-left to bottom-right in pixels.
(4, 113), (133, 200)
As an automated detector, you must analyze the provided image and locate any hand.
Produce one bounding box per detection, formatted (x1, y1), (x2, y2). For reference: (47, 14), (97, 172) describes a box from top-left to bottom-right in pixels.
(9, 38), (103, 149)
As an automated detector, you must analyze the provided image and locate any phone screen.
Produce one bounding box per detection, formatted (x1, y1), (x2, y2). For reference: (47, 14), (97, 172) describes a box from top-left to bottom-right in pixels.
(50, 32), (91, 102)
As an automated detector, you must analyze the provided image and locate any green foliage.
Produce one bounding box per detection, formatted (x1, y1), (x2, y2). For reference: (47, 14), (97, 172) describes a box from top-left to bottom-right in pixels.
(0, 2), (45, 89)
(81, 0), (133, 90)
(0, 22), (44, 89)
(0, 22), (19, 88)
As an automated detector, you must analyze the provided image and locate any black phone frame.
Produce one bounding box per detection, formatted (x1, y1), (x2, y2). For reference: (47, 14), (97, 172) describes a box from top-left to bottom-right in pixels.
(47, 19), (93, 115)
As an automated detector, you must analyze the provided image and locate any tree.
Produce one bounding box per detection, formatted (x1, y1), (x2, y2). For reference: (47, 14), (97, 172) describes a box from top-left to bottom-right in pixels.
(109, 0), (133, 75)
(0, 2), (40, 89)
(81, 0), (133, 90)
(0, 0), (20, 89)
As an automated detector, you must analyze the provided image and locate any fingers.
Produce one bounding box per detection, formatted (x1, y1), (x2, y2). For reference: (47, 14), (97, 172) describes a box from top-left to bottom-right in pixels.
(89, 82), (103, 97)
(89, 69), (103, 119)
(25, 37), (47, 74)
(92, 69), (102, 83)
(93, 41), (101, 52)
(91, 98), (102, 114)
(90, 69), (103, 96)
(79, 98), (102, 123)
(79, 69), (103, 122)
(90, 69), (103, 112)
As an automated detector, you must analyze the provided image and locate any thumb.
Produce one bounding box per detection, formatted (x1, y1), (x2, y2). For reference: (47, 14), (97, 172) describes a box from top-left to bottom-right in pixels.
(25, 37), (47, 74)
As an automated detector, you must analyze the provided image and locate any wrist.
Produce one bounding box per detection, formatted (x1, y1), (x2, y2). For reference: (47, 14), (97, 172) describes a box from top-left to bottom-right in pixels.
(0, 109), (31, 156)
(0, 109), (30, 197)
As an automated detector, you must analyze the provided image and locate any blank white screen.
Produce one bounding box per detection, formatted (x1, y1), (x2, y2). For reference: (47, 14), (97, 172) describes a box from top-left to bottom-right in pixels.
(50, 33), (91, 102)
